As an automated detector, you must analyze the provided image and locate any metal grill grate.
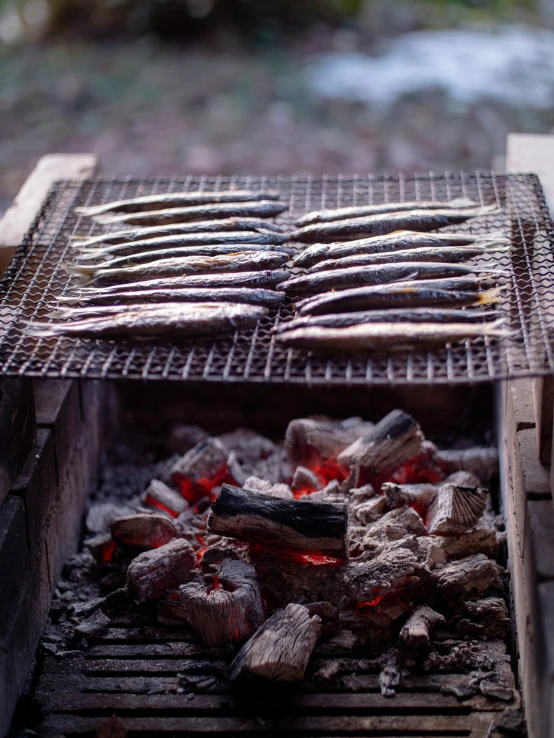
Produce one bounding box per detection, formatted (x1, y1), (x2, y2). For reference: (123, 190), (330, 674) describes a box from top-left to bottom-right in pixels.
(1, 172), (553, 385)
(36, 623), (505, 737)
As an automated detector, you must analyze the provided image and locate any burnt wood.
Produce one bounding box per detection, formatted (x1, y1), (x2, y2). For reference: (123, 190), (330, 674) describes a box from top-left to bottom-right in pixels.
(208, 484), (348, 558)
(126, 539), (196, 603)
(338, 409), (424, 484)
(229, 603), (321, 682)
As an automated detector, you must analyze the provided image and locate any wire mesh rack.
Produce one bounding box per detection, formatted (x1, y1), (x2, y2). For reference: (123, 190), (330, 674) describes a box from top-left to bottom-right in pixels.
(0, 172), (553, 385)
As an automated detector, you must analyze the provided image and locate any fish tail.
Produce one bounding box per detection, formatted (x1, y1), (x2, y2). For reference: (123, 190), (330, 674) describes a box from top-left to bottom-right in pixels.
(24, 321), (66, 338)
(474, 287), (503, 305)
(61, 263), (96, 282)
(74, 205), (107, 217)
(92, 214), (121, 225)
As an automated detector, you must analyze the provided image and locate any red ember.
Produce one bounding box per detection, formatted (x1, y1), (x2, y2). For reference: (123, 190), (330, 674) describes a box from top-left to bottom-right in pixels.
(144, 493), (180, 518)
(174, 464), (228, 503)
(102, 540), (116, 563)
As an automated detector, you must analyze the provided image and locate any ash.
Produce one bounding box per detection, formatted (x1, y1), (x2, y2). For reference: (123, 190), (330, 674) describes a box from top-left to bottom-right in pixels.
(40, 410), (520, 716)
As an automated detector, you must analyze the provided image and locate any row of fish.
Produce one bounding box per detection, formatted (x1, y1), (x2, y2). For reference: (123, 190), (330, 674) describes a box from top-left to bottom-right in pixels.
(28, 189), (292, 338)
(273, 197), (510, 351)
(25, 188), (511, 351)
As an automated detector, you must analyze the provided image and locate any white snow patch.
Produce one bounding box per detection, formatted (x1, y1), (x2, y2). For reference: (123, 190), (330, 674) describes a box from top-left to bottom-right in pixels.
(306, 26), (554, 109)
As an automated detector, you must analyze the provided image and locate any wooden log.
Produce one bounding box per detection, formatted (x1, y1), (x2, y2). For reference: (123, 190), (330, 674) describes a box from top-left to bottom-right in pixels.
(229, 603), (321, 682)
(208, 484), (348, 558)
(285, 418), (370, 467)
(435, 554), (503, 600)
(179, 559), (264, 647)
(141, 480), (188, 518)
(337, 410), (424, 485)
(400, 605), (445, 651)
(110, 515), (176, 550)
(126, 539), (196, 603)
(427, 484), (488, 536)
(435, 447), (498, 483)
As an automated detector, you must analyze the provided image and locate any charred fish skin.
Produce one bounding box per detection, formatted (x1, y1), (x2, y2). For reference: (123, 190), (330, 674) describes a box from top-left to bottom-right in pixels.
(275, 319), (508, 352)
(93, 201), (288, 226)
(75, 190), (281, 217)
(70, 218), (284, 247)
(294, 197), (476, 226)
(293, 231), (506, 267)
(296, 282), (501, 316)
(72, 269), (291, 293)
(290, 206), (499, 243)
(279, 262), (497, 297)
(272, 308), (500, 334)
(75, 243), (294, 266)
(307, 245), (507, 273)
(26, 303), (268, 339)
(58, 287), (286, 308)
(67, 252), (291, 286)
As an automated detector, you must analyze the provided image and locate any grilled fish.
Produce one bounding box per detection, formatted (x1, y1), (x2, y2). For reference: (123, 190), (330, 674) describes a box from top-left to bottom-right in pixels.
(74, 231), (287, 258)
(293, 231), (506, 267)
(275, 319), (508, 352)
(76, 243), (293, 267)
(280, 262), (499, 296)
(58, 286), (286, 308)
(26, 303), (268, 339)
(93, 201), (287, 226)
(296, 280), (501, 315)
(72, 270), (291, 293)
(295, 197), (476, 227)
(290, 206), (499, 243)
(308, 245), (507, 273)
(75, 190), (280, 217)
(67, 252), (290, 285)
(70, 218), (284, 248)
(273, 308), (499, 334)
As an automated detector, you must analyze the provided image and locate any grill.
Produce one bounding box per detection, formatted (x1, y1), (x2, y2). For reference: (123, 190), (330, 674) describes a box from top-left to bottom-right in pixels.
(36, 623), (504, 738)
(0, 172), (553, 385)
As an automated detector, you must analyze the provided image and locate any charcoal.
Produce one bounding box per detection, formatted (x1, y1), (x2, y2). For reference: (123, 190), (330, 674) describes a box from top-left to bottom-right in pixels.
(73, 609), (110, 638)
(126, 538), (196, 603)
(86, 502), (136, 534)
(400, 605), (445, 651)
(229, 603), (321, 682)
(436, 447), (498, 483)
(96, 714), (128, 738)
(208, 484), (349, 558)
(427, 483), (488, 535)
(382, 482), (437, 509)
(445, 470), (483, 488)
(141, 479), (188, 517)
(435, 554), (504, 600)
(366, 506), (427, 538)
(111, 514), (177, 550)
(347, 549), (418, 602)
(170, 437), (228, 499)
(353, 496), (388, 525)
(379, 649), (403, 698)
(84, 532), (116, 564)
(167, 423), (208, 454)
(458, 597), (511, 639)
(179, 559), (264, 647)
(243, 475), (293, 499)
(429, 527), (499, 563)
(285, 417), (366, 467)
(291, 465), (323, 494)
(338, 410), (424, 486)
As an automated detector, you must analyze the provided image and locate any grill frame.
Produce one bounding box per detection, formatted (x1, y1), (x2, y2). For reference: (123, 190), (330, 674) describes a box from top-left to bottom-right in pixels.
(1, 172), (553, 385)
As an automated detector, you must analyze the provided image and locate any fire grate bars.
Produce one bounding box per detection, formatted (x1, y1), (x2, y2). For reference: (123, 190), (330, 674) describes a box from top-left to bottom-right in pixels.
(0, 172), (553, 385)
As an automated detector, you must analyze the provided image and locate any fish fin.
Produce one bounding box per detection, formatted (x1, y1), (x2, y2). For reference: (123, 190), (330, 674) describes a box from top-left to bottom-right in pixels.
(474, 287), (503, 305)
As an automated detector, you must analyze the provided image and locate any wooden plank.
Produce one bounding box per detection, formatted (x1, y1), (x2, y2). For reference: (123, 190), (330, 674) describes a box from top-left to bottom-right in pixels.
(0, 153), (98, 276)
(88, 643), (222, 658)
(41, 713), (495, 736)
(36, 691), (503, 714)
(92, 626), (197, 642)
(507, 133), (554, 466)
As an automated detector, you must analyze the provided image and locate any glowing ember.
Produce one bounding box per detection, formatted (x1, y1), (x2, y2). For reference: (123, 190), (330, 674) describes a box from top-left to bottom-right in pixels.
(144, 493), (180, 518)
(173, 464), (228, 503)
(311, 460), (347, 485)
(388, 449), (443, 486)
(196, 546), (207, 563)
(102, 540), (116, 563)
(355, 593), (386, 611)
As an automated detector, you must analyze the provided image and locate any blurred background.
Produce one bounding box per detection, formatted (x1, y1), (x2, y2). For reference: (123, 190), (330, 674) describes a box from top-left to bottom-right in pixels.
(1, 0), (554, 212)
